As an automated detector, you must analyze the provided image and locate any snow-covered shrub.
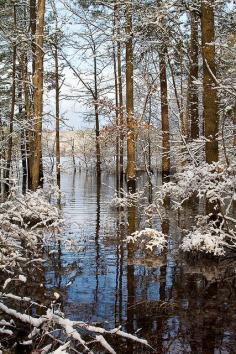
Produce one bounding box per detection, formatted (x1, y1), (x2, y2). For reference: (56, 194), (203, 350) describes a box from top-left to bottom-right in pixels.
(158, 162), (235, 211)
(110, 189), (145, 209)
(181, 228), (226, 256)
(148, 162), (236, 256)
(0, 189), (61, 228)
(127, 228), (167, 252)
(0, 191), (63, 273)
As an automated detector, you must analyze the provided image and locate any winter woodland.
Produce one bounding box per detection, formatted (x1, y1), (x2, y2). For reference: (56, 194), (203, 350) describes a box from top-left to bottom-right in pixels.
(0, 0), (235, 353)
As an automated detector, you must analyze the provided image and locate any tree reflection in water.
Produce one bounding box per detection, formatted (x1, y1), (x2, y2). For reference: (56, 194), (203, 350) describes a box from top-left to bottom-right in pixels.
(44, 172), (236, 353)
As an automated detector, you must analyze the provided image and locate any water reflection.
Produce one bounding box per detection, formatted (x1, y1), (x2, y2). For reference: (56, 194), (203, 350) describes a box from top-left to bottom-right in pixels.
(45, 172), (236, 353)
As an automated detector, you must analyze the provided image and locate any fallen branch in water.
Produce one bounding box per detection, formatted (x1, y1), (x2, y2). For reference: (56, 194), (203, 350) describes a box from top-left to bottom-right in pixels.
(0, 303), (151, 353)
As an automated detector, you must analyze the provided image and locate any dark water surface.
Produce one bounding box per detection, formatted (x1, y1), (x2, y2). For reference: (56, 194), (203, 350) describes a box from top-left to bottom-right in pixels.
(46, 172), (236, 354)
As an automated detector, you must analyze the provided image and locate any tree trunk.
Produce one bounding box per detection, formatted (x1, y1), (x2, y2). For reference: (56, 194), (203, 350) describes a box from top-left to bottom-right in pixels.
(5, 5), (17, 194)
(18, 69), (27, 193)
(30, 0), (37, 75)
(118, 40), (124, 193)
(93, 48), (101, 179)
(0, 117), (4, 196)
(126, 0), (136, 193)
(114, 0), (124, 194)
(159, 46), (170, 180)
(21, 55), (32, 189)
(31, 0), (46, 191)
(55, 45), (61, 189)
(233, 100), (236, 148)
(71, 138), (76, 174)
(27, 0), (37, 189)
(201, 0), (220, 222)
(201, 0), (219, 163)
(188, 10), (199, 140)
(113, 19), (120, 194)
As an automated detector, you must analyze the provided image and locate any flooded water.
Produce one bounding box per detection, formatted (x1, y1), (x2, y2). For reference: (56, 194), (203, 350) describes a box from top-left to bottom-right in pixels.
(44, 172), (236, 353)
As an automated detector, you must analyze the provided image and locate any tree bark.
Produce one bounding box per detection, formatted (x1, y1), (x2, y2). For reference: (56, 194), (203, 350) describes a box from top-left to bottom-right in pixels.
(126, 0), (136, 193)
(113, 11), (120, 194)
(233, 100), (236, 148)
(5, 5), (17, 194)
(159, 46), (170, 179)
(18, 68), (28, 193)
(114, 0), (124, 194)
(117, 40), (124, 193)
(21, 54), (32, 189)
(201, 0), (219, 163)
(31, 0), (46, 191)
(30, 0), (37, 75)
(188, 10), (199, 140)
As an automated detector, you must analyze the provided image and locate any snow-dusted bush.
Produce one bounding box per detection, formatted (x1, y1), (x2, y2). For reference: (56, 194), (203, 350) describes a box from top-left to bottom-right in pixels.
(127, 228), (167, 252)
(157, 162), (235, 210)
(148, 162), (236, 256)
(181, 228), (226, 256)
(0, 191), (63, 274)
(0, 189), (61, 228)
(110, 189), (145, 209)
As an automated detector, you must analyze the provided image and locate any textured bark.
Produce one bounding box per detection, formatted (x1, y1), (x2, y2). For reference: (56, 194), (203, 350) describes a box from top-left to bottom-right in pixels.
(159, 47), (170, 178)
(18, 69), (27, 193)
(188, 10), (199, 140)
(233, 100), (236, 148)
(31, 0), (46, 191)
(22, 55), (32, 188)
(126, 0), (136, 193)
(201, 0), (219, 163)
(5, 5), (17, 194)
(0, 117), (4, 195)
(118, 41), (124, 193)
(30, 0), (37, 75)
(27, 0), (37, 189)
